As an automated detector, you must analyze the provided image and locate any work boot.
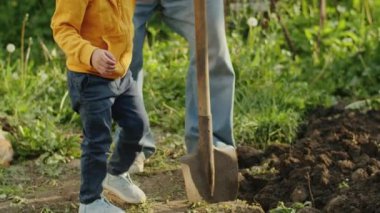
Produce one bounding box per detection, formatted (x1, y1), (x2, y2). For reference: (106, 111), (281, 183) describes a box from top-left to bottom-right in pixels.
(103, 173), (146, 204)
(78, 198), (124, 213)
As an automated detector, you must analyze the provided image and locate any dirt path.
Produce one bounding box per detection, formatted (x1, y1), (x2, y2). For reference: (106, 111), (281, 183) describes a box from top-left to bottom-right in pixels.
(2, 107), (379, 212)
(0, 160), (188, 212)
(0, 160), (261, 213)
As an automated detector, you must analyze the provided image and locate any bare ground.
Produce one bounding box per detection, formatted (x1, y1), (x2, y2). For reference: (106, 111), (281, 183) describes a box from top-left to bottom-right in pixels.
(0, 159), (261, 212)
(2, 107), (379, 212)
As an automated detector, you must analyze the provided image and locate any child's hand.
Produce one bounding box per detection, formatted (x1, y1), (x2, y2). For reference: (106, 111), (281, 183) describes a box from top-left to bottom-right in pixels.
(91, 49), (116, 76)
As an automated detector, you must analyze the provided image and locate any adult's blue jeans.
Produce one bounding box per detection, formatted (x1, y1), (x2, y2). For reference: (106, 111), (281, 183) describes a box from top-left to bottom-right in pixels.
(67, 71), (149, 204)
(131, 0), (236, 154)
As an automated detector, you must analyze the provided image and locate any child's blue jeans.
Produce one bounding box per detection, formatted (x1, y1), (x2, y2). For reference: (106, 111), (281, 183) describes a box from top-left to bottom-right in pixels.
(67, 70), (149, 204)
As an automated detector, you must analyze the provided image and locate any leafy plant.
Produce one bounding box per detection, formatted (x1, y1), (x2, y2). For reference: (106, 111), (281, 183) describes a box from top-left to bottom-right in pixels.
(0, 0), (380, 159)
(269, 201), (312, 213)
(0, 33), (79, 159)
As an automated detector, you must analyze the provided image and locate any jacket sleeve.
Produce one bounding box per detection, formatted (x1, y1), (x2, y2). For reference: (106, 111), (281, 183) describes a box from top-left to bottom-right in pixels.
(51, 0), (97, 67)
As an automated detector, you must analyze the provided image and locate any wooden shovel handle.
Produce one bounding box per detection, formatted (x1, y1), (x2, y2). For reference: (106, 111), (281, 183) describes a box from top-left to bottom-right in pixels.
(194, 0), (215, 196)
(194, 0), (210, 118)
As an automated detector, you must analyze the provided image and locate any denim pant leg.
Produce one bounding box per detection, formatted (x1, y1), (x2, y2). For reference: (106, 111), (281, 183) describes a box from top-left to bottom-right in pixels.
(108, 73), (149, 175)
(160, 0), (236, 153)
(127, 1), (160, 159)
(68, 71), (148, 203)
(67, 71), (116, 204)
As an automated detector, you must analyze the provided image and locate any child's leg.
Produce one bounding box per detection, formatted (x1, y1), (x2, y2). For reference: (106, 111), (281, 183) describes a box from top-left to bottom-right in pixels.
(98, 71), (147, 204)
(107, 73), (149, 175)
(67, 71), (121, 204)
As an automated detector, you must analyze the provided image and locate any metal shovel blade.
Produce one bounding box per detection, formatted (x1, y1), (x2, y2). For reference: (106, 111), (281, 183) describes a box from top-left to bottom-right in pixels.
(180, 146), (239, 203)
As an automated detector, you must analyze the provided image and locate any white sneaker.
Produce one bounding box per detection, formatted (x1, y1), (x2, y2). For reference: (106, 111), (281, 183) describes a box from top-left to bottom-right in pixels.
(103, 173), (146, 204)
(128, 152), (145, 174)
(78, 198), (124, 213)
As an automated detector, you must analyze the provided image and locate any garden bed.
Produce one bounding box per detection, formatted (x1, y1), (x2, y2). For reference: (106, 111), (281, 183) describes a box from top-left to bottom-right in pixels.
(238, 106), (380, 212)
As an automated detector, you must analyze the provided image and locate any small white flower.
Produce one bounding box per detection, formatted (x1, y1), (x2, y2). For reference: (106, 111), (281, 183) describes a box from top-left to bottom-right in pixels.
(343, 38), (353, 44)
(48, 87), (55, 93)
(337, 5), (346, 13)
(51, 48), (58, 58)
(6, 43), (15, 53)
(39, 72), (48, 81)
(247, 17), (258, 27)
(12, 73), (19, 80)
(274, 64), (284, 73)
(281, 49), (292, 57)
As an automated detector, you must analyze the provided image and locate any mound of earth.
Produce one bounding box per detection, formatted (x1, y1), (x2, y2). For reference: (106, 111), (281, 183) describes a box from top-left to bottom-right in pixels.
(237, 107), (380, 212)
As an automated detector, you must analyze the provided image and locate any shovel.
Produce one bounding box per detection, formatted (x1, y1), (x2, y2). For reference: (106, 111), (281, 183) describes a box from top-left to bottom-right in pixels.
(179, 0), (239, 203)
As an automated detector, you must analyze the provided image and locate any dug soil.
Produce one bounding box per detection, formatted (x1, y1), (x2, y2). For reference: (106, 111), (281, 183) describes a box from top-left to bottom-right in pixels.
(238, 107), (380, 212)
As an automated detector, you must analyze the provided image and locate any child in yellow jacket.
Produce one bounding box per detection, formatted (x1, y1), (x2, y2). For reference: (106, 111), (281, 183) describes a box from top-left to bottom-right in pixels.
(51, 0), (148, 212)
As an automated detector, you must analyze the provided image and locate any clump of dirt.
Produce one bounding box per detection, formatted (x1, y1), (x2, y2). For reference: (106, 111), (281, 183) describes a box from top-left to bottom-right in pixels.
(238, 107), (380, 212)
(0, 117), (16, 134)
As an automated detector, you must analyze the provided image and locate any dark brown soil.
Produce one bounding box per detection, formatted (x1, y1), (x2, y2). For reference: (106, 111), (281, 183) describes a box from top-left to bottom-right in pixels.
(237, 107), (380, 212)
(0, 117), (16, 134)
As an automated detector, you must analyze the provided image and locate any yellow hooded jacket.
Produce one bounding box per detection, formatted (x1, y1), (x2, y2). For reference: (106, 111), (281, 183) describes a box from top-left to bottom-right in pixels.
(51, 0), (135, 79)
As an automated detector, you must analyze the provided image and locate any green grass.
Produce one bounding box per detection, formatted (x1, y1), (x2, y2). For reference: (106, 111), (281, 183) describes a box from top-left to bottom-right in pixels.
(1, 3), (379, 212)
(0, 1), (379, 161)
(0, 46), (80, 159)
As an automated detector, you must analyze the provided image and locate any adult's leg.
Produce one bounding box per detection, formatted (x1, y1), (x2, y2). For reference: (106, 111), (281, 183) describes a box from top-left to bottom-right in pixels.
(108, 72), (150, 174)
(203, 0), (235, 150)
(131, 0), (160, 90)
(160, 0), (235, 153)
(126, 0), (160, 159)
